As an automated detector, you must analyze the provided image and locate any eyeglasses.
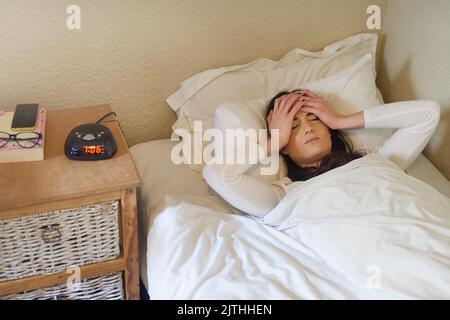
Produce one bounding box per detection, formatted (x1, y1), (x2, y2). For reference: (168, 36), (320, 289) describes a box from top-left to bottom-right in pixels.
(0, 131), (42, 148)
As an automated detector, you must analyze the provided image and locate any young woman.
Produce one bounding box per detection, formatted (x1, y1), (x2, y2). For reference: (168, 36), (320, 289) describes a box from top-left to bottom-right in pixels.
(203, 89), (440, 218)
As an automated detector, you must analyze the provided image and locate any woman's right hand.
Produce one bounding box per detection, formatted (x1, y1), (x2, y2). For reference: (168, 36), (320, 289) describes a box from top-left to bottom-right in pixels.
(267, 92), (304, 150)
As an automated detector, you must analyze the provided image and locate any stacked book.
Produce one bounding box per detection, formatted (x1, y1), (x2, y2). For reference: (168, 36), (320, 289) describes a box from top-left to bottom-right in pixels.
(0, 107), (46, 163)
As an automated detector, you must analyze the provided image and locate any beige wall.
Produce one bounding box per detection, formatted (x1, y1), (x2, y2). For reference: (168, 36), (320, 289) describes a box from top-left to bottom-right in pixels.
(0, 0), (384, 147)
(2, 1), (448, 178)
(378, 0), (450, 179)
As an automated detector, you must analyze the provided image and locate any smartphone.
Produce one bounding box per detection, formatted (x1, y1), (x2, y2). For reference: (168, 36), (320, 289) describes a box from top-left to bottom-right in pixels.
(11, 104), (39, 131)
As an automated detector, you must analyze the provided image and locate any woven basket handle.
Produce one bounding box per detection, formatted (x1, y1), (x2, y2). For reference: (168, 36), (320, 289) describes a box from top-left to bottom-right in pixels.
(41, 224), (62, 243)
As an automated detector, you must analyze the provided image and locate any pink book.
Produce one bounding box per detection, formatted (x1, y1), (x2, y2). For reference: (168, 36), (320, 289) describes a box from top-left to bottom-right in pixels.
(0, 107), (46, 163)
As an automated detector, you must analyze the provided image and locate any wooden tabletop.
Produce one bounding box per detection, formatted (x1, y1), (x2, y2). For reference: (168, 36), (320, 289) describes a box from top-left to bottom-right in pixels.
(0, 104), (141, 213)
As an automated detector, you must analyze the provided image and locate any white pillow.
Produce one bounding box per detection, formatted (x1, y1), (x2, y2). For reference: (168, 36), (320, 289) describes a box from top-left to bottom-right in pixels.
(130, 139), (213, 212)
(167, 33), (379, 134)
(212, 54), (393, 181)
(213, 98), (288, 182)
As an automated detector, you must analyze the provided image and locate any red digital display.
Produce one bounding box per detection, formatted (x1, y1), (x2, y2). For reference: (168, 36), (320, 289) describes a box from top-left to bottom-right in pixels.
(83, 145), (103, 154)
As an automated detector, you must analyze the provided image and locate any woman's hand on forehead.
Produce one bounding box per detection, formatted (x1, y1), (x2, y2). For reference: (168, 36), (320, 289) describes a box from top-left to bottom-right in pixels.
(274, 89), (318, 114)
(293, 90), (345, 129)
(289, 90), (315, 103)
(276, 92), (303, 111)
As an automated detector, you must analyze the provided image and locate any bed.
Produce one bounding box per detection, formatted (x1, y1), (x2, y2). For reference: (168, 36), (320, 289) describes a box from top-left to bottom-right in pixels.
(132, 33), (450, 299)
(130, 139), (450, 299)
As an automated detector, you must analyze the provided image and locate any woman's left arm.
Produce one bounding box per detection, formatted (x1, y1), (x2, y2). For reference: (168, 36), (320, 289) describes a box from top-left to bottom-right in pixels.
(297, 90), (364, 130)
(361, 100), (440, 169)
(299, 90), (441, 170)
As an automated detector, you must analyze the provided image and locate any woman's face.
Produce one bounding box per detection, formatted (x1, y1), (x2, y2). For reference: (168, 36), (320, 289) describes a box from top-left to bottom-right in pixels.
(283, 109), (332, 168)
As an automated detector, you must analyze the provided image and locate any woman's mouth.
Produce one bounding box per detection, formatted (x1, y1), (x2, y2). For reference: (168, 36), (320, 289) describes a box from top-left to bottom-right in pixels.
(305, 137), (319, 144)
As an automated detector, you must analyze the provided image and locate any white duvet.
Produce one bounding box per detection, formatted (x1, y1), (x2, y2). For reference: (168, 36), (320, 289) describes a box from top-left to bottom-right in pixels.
(142, 154), (450, 299)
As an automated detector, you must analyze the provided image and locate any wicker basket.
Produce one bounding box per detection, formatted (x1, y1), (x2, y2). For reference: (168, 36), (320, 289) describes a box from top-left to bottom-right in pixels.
(1, 272), (124, 300)
(0, 201), (120, 281)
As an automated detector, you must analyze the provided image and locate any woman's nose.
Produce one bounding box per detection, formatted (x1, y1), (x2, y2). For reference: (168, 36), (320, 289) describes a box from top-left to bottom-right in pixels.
(303, 121), (313, 134)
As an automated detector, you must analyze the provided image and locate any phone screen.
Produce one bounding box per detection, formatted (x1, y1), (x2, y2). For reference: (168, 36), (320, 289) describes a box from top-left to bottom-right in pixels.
(11, 104), (39, 130)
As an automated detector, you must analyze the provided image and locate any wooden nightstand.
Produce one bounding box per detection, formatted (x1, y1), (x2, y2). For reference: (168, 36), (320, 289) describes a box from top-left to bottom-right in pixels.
(0, 105), (141, 300)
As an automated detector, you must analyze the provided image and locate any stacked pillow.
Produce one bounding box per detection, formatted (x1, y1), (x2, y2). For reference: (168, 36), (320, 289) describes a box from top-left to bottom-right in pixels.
(166, 32), (386, 176)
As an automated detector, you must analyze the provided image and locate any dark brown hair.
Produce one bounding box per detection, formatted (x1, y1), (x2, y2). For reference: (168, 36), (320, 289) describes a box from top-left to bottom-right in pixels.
(266, 89), (366, 181)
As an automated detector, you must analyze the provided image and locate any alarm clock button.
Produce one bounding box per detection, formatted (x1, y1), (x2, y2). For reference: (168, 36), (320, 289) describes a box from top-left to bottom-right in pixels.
(83, 134), (96, 141)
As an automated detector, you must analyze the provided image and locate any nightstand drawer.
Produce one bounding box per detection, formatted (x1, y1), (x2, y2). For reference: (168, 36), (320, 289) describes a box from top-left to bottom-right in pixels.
(1, 272), (124, 300)
(0, 201), (120, 281)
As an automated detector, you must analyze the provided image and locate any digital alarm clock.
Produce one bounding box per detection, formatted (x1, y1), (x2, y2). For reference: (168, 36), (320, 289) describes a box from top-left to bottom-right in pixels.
(64, 123), (117, 160)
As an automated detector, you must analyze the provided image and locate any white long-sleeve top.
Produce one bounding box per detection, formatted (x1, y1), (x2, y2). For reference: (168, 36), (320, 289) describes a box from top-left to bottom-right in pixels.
(203, 100), (441, 218)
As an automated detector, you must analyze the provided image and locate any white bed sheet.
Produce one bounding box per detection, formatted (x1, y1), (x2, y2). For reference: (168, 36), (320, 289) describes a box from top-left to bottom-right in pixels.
(130, 139), (450, 298)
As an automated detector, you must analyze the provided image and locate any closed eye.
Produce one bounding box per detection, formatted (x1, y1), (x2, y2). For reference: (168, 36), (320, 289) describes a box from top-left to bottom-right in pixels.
(307, 113), (318, 120)
(292, 115), (318, 128)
